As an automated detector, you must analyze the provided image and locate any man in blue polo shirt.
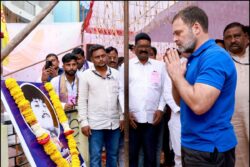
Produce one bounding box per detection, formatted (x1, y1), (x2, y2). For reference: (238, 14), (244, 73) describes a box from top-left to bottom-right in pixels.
(164, 6), (237, 167)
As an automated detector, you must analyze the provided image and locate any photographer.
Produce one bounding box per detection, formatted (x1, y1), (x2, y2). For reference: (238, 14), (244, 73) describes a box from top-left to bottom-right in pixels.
(38, 53), (63, 83)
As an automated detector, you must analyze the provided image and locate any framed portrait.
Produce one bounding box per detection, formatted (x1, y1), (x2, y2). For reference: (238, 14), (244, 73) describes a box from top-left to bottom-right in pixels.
(20, 83), (60, 139)
(1, 80), (86, 167)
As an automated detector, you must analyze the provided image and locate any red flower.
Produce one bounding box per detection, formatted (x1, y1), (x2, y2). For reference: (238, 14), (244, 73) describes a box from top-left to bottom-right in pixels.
(37, 135), (50, 145)
(0, 32), (4, 38)
(64, 129), (74, 136)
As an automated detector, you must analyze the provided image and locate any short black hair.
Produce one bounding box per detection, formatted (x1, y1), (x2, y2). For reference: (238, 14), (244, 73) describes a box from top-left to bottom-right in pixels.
(172, 6), (208, 33)
(151, 46), (157, 56)
(72, 47), (84, 57)
(89, 44), (105, 58)
(243, 25), (249, 36)
(62, 53), (77, 64)
(105, 46), (118, 54)
(135, 32), (151, 44)
(128, 44), (134, 50)
(21, 83), (58, 128)
(223, 22), (245, 35)
(46, 53), (58, 60)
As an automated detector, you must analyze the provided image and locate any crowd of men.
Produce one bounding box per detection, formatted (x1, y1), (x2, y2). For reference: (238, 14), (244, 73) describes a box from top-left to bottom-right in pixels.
(37, 6), (249, 167)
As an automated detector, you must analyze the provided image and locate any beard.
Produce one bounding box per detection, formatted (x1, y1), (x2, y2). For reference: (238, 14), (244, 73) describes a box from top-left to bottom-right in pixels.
(178, 30), (197, 54)
(65, 70), (77, 76)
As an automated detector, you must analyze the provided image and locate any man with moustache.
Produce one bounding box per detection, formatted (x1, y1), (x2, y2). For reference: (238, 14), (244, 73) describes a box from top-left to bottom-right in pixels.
(78, 44), (123, 167)
(50, 53), (78, 111)
(164, 6), (237, 167)
(119, 33), (168, 167)
(106, 46), (119, 69)
(223, 22), (249, 167)
(105, 46), (125, 166)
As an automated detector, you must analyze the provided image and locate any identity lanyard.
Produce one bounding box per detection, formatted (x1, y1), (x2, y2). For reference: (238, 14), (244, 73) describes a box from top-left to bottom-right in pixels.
(92, 68), (112, 79)
(231, 57), (249, 66)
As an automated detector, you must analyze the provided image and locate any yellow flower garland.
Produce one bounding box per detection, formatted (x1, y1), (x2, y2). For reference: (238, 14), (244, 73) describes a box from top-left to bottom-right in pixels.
(5, 78), (80, 167)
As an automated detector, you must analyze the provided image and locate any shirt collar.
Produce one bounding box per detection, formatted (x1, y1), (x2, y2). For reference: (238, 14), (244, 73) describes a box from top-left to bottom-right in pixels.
(79, 61), (89, 72)
(190, 39), (215, 58)
(92, 66), (113, 79)
(230, 46), (249, 65)
(63, 73), (76, 84)
(133, 56), (152, 65)
(58, 68), (64, 74)
(229, 45), (249, 57)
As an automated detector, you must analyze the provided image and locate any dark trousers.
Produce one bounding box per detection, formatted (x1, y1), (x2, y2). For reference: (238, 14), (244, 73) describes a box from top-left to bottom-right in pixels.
(162, 105), (175, 166)
(129, 122), (158, 167)
(181, 146), (235, 167)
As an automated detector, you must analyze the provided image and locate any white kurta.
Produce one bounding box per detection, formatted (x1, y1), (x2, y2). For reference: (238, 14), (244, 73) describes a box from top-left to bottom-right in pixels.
(231, 46), (249, 167)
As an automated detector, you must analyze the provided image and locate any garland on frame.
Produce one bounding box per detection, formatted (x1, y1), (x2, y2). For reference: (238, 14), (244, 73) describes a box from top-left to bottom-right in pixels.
(5, 78), (80, 167)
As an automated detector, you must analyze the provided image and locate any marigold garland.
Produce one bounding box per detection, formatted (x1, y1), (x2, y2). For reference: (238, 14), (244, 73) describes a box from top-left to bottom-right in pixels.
(5, 78), (80, 167)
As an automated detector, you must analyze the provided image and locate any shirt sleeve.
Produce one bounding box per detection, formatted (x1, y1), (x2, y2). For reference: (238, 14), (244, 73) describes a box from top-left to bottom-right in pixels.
(157, 63), (167, 112)
(118, 101), (124, 121)
(163, 71), (180, 113)
(196, 51), (227, 90)
(77, 72), (89, 127)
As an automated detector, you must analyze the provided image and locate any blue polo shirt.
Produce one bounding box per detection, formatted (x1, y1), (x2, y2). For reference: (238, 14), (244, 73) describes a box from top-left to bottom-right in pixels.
(181, 39), (237, 152)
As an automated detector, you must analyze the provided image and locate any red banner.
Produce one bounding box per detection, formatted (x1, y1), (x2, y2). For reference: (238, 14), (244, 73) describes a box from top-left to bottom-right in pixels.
(85, 27), (135, 36)
(81, 0), (94, 33)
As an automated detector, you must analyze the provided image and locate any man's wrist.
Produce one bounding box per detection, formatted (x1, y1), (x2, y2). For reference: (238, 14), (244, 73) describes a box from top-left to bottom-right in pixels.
(172, 74), (184, 86)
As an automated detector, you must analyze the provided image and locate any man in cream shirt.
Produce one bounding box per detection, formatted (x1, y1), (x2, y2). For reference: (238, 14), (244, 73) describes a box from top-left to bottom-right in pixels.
(224, 22), (249, 167)
(78, 44), (123, 167)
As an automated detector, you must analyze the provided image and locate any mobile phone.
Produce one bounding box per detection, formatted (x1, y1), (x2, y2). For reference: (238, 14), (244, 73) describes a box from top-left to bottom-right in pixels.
(45, 61), (52, 69)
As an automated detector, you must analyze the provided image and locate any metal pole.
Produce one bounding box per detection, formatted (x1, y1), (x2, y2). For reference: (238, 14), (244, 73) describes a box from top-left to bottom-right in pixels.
(124, 1), (129, 167)
(81, 5), (85, 50)
(1, 1), (59, 62)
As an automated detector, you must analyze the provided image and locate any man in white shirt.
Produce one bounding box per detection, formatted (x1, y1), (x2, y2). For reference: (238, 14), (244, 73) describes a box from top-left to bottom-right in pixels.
(164, 55), (188, 167)
(119, 32), (167, 167)
(105, 46), (125, 166)
(138, 46), (170, 167)
(72, 47), (93, 77)
(78, 44), (123, 167)
(50, 53), (78, 111)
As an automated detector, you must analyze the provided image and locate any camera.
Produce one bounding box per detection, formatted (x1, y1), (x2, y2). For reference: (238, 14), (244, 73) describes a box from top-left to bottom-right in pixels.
(45, 61), (52, 69)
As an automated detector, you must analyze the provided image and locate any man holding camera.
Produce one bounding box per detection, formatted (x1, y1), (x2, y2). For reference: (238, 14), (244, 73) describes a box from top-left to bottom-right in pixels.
(38, 53), (64, 83)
